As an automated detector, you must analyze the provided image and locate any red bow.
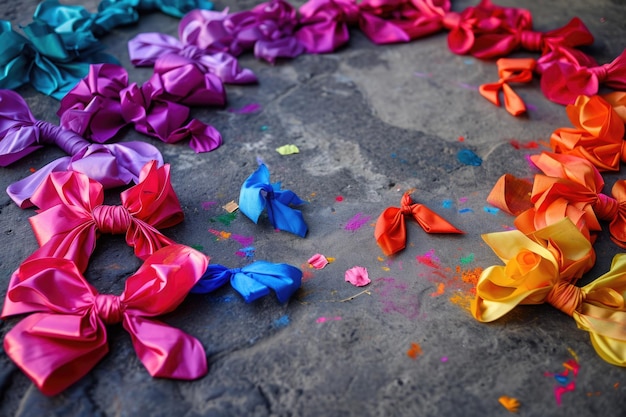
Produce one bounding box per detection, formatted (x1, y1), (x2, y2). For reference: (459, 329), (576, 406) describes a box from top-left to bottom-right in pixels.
(479, 58), (536, 116)
(24, 161), (183, 275)
(375, 192), (464, 256)
(541, 49), (626, 105)
(2, 244), (209, 396)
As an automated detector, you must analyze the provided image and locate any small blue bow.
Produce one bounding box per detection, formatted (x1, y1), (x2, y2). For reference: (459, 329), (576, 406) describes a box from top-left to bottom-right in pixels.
(192, 261), (302, 303)
(239, 164), (308, 237)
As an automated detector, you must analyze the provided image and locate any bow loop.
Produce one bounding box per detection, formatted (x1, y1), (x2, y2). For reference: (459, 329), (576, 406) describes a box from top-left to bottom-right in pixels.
(374, 192), (463, 256)
(239, 164), (308, 237)
(2, 245), (208, 395)
(479, 58), (535, 116)
(193, 261), (302, 303)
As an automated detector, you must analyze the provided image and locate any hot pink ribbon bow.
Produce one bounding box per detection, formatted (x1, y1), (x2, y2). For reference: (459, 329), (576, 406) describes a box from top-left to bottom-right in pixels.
(58, 63), (223, 152)
(2, 244), (209, 396)
(541, 49), (626, 105)
(22, 160), (183, 275)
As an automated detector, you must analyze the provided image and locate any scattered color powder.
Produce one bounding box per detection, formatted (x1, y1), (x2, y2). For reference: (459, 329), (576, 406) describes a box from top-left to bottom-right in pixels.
(509, 140), (539, 149)
(191, 244), (204, 251)
(201, 201), (217, 210)
(301, 269), (315, 281)
(459, 208), (474, 213)
(416, 249), (440, 268)
(441, 357), (448, 362)
(273, 315), (290, 328)
(235, 246), (255, 258)
(374, 277), (421, 319)
(231, 234), (254, 247)
(407, 342), (423, 359)
(210, 212), (237, 226)
(458, 197), (468, 203)
(430, 282), (445, 297)
(498, 396), (520, 413)
(459, 253), (475, 265)
(456, 82), (479, 91)
(413, 72), (432, 77)
(458, 136), (465, 142)
(29, 167), (36, 173)
(208, 229), (231, 239)
(457, 149), (482, 166)
(344, 213), (371, 231)
(442, 199), (453, 209)
(335, 196), (344, 202)
(316, 316), (342, 323)
(483, 206), (500, 215)
(381, 266), (391, 271)
(260, 125), (269, 131)
(228, 103), (261, 114)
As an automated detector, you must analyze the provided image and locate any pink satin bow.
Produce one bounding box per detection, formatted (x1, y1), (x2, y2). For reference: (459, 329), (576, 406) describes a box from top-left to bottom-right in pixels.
(541, 49), (626, 105)
(2, 244), (209, 396)
(0, 89), (164, 208)
(179, 1), (304, 63)
(58, 63), (223, 152)
(21, 160), (183, 275)
(479, 58), (536, 116)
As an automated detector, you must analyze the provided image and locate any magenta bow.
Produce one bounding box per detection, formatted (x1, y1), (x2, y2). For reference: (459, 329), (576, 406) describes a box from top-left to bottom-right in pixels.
(541, 49), (626, 105)
(21, 160), (183, 275)
(0, 90), (164, 208)
(58, 64), (223, 152)
(178, 1), (304, 63)
(468, 17), (594, 60)
(2, 244), (209, 396)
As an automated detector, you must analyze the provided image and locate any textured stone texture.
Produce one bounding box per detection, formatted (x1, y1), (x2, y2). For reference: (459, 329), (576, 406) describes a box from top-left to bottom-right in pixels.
(1, 1), (626, 416)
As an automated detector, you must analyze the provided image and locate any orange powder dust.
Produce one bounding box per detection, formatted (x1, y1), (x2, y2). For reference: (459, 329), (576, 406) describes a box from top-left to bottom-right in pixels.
(430, 282), (445, 297)
(407, 342), (422, 359)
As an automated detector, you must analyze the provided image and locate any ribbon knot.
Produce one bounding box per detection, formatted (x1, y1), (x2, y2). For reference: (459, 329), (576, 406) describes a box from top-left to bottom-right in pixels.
(33, 120), (87, 155)
(595, 193), (619, 221)
(441, 11), (461, 30)
(546, 280), (584, 316)
(92, 205), (132, 235)
(518, 30), (543, 52)
(589, 64), (609, 83)
(94, 294), (123, 325)
(179, 44), (204, 59)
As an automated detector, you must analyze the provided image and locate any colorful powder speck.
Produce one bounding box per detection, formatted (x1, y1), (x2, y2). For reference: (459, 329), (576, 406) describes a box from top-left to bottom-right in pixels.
(416, 249), (440, 268)
(235, 246), (255, 258)
(344, 213), (372, 231)
(201, 201), (217, 210)
(316, 316), (342, 323)
(407, 342), (423, 359)
(210, 212), (237, 226)
(442, 199), (453, 209)
(441, 357), (448, 363)
(229, 103), (261, 114)
(335, 196), (344, 202)
(231, 234), (254, 247)
(509, 140), (539, 149)
(459, 208), (474, 214)
(458, 197), (468, 203)
(457, 149), (482, 166)
(483, 206), (500, 215)
(430, 282), (445, 297)
(273, 315), (290, 328)
(459, 253), (475, 265)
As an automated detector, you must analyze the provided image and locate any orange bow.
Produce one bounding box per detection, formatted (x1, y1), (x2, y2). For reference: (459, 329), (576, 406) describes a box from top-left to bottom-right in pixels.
(479, 58), (536, 116)
(375, 192), (464, 256)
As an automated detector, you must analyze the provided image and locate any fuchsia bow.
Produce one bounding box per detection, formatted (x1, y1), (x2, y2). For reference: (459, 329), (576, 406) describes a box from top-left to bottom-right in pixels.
(0, 90), (163, 208)
(58, 63), (223, 152)
(374, 192), (464, 256)
(179, 1), (304, 63)
(19, 161), (183, 276)
(541, 49), (626, 105)
(2, 244), (209, 396)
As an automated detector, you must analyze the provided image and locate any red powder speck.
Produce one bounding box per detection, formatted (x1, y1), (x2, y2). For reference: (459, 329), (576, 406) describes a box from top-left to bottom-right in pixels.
(416, 255), (439, 268)
(458, 136), (465, 142)
(29, 167), (36, 173)
(335, 196), (344, 202)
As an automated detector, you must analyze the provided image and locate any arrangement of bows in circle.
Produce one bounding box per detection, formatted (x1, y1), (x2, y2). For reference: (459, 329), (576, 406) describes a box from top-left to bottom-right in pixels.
(192, 261), (302, 303)
(375, 192), (464, 256)
(541, 48), (626, 105)
(15, 160), (183, 278)
(129, 11), (258, 84)
(0, 19), (118, 99)
(179, 1), (304, 64)
(472, 219), (626, 367)
(2, 244), (209, 396)
(239, 163), (308, 237)
(0, 89), (163, 208)
(550, 94), (626, 172)
(57, 63), (223, 153)
(479, 58), (536, 116)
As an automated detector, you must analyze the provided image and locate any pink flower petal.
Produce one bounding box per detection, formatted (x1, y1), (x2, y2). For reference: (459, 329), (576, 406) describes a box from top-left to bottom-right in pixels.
(345, 266), (370, 287)
(308, 253), (329, 269)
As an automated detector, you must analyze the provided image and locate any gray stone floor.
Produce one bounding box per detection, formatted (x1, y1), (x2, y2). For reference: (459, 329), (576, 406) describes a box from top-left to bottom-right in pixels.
(1, 0), (626, 416)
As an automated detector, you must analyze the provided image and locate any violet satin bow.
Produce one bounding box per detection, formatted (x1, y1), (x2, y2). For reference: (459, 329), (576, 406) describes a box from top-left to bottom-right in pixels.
(58, 63), (223, 152)
(179, 1), (304, 64)
(192, 261), (302, 303)
(2, 244), (209, 396)
(541, 49), (626, 105)
(239, 163), (308, 237)
(375, 192), (464, 256)
(0, 90), (163, 208)
(20, 161), (183, 276)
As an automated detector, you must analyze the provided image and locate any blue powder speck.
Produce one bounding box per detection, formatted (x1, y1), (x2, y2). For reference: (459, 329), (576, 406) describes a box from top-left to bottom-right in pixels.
(273, 315), (290, 328)
(457, 149), (482, 166)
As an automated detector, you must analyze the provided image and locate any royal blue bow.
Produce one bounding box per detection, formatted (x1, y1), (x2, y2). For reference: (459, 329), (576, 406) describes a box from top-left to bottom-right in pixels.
(192, 261), (302, 303)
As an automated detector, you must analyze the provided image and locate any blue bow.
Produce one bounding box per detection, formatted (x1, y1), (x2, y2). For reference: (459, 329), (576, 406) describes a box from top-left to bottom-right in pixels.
(239, 164), (308, 237)
(98, 0), (214, 19)
(192, 261), (302, 303)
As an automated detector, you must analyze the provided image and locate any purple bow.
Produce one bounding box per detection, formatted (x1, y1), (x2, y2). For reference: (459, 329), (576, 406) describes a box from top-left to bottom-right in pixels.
(58, 64), (223, 153)
(178, 1), (305, 63)
(0, 90), (163, 208)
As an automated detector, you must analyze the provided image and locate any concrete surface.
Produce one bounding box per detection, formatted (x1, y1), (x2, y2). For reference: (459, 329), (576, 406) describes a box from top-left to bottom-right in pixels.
(1, 1), (626, 416)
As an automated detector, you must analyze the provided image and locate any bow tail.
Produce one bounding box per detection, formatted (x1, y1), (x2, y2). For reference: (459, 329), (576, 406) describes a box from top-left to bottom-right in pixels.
(479, 81), (503, 106)
(358, 13), (410, 45)
(374, 207), (406, 256)
(411, 204), (464, 234)
(4, 312), (108, 396)
(6, 157), (71, 208)
(127, 221), (178, 261)
(501, 83), (527, 116)
(123, 315), (207, 380)
(233, 263), (302, 303)
(266, 199), (308, 237)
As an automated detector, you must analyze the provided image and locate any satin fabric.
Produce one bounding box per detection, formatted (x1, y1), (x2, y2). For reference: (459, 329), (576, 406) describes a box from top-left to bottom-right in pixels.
(239, 163), (308, 237)
(58, 63), (223, 153)
(180, 1), (304, 63)
(98, 0), (214, 19)
(486, 174), (533, 216)
(0, 20), (116, 99)
(2, 244), (209, 396)
(20, 161), (183, 276)
(550, 95), (626, 172)
(0, 90), (163, 208)
(192, 261), (302, 303)
(473, 221), (626, 367)
(479, 58), (536, 116)
(374, 192), (463, 256)
(541, 49), (626, 105)
(604, 91), (626, 122)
